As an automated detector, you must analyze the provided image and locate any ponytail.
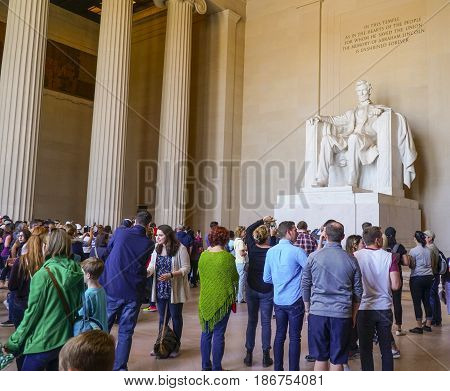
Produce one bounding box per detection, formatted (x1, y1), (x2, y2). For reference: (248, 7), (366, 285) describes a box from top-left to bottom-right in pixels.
(414, 231), (427, 247)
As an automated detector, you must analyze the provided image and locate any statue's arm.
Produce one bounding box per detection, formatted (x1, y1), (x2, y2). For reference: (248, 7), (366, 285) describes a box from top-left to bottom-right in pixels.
(309, 111), (350, 128)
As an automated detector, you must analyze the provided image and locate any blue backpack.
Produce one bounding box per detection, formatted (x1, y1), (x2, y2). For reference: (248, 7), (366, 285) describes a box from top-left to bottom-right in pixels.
(45, 267), (103, 337)
(73, 294), (104, 336)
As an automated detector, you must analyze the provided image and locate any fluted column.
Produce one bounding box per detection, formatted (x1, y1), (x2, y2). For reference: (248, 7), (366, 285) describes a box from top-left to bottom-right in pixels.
(154, 0), (207, 227)
(85, 0), (133, 227)
(0, 0), (49, 221)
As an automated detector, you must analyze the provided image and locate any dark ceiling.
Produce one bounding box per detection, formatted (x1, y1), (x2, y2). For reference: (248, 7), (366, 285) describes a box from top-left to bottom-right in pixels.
(50, 0), (154, 23)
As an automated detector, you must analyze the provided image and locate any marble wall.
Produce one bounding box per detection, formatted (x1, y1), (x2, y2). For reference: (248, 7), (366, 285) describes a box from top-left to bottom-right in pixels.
(241, 0), (450, 253)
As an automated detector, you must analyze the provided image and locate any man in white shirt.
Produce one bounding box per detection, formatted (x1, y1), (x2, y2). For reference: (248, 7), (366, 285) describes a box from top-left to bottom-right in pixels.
(234, 226), (248, 303)
(354, 226), (401, 371)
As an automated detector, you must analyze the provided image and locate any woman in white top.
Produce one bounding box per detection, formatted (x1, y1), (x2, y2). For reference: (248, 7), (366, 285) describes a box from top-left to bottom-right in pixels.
(233, 226), (248, 303)
(408, 231), (434, 334)
(147, 225), (190, 357)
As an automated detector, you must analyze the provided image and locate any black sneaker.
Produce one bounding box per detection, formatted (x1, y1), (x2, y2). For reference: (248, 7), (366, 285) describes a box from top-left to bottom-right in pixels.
(409, 327), (423, 334)
(423, 326), (432, 332)
(305, 354), (316, 362)
(0, 320), (14, 328)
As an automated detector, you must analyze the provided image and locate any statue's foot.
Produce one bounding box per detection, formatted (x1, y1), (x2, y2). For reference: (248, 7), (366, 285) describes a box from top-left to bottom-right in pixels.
(312, 180), (327, 187)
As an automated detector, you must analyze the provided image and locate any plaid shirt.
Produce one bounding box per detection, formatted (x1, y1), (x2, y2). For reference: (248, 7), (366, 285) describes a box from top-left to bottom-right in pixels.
(295, 232), (318, 255)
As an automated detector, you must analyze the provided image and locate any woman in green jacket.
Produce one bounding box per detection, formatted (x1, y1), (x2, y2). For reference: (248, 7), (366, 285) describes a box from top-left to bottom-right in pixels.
(3, 229), (84, 371)
(199, 226), (239, 371)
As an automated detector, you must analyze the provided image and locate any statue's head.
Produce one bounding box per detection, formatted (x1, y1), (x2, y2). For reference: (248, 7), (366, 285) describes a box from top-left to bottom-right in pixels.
(355, 80), (372, 103)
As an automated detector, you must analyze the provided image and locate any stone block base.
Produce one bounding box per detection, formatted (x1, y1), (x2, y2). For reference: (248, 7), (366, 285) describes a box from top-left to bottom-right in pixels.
(274, 186), (421, 248)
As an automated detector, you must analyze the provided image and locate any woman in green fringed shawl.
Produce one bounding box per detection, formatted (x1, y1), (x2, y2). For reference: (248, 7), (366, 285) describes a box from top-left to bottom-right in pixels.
(198, 226), (238, 371)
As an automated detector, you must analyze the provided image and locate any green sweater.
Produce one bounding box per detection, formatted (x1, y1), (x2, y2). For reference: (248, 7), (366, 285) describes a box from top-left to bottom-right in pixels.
(7, 256), (84, 354)
(198, 250), (239, 332)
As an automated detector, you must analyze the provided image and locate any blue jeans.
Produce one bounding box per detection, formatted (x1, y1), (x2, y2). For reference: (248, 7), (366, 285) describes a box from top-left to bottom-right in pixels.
(200, 311), (230, 371)
(430, 274), (442, 324)
(273, 298), (304, 371)
(245, 285), (274, 352)
(156, 298), (184, 340)
(236, 263), (247, 302)
(8, 292), (27, 328)
(357, 309), (393, 371)
(21, 347), (61, 371)
(410, 275), (433, 321)
(445, 280), (450, 315)
(107, 296), (141, 371)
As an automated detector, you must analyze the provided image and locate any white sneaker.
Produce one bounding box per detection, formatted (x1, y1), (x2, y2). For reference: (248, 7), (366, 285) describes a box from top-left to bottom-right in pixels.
(396, 330), (407, 336)
(392, 350), (401, 359)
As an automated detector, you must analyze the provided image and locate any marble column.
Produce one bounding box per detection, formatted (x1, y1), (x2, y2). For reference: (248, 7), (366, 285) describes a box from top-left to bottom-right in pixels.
(206, 10), (241, 230)
(85, 0), (133, 226)
(0, 0), (49, 221)
(154, 0), (207, 227)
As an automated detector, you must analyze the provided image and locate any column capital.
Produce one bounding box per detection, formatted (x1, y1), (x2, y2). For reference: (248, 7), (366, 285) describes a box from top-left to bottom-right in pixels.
(154, 0), (207, 15)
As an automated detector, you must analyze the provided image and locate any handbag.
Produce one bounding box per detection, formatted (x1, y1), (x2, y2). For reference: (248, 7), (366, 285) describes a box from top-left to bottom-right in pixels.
(153, 303), (180, 359)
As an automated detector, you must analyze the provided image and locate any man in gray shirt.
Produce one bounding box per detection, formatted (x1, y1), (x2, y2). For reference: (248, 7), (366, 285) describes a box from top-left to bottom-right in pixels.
(302, 221), (363, 371)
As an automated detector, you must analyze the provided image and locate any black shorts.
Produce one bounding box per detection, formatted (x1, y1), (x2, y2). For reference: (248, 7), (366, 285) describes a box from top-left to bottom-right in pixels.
(308, 314), (352, 365)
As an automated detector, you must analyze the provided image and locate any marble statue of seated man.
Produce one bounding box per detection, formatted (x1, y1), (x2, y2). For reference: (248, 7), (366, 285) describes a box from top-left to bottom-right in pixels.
(309, 80), (385, 187)
(307, 79), (418, 194)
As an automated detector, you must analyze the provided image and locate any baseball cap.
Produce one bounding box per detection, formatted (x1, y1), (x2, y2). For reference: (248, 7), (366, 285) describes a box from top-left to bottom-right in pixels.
(423, 230), (435, 240)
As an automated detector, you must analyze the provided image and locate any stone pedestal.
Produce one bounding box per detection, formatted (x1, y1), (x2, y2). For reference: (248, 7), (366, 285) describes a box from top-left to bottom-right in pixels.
(85, 0), (133, 226)
(0, 0), (49, 220)
(274, 187), (421, 247)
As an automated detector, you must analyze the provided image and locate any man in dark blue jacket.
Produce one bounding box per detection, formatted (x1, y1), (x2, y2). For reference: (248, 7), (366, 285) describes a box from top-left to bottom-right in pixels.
(101, 210), (154, 371)
(175, 225), (193, 254)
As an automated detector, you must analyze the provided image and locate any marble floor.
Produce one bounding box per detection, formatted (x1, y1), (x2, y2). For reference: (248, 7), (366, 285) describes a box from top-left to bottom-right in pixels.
(1, 287), (448, 371)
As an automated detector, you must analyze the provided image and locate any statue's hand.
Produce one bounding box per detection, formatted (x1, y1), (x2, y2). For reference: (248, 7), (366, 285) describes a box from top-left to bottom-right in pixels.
(370, 107), (383, 117)
(308, 115), (322, 126)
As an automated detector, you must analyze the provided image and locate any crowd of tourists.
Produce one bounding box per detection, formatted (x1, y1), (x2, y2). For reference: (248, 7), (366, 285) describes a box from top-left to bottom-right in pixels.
(0, 212), (448, 371)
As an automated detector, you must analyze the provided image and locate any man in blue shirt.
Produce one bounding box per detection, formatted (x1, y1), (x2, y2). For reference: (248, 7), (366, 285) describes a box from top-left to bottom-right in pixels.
(264, 221), (308, 371)
(101, 210), (155, 371)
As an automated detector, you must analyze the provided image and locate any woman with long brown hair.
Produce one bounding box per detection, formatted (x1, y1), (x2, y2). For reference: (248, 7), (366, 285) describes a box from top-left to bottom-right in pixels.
(6, 227), (47, 369)
(147, 225), (190, 357)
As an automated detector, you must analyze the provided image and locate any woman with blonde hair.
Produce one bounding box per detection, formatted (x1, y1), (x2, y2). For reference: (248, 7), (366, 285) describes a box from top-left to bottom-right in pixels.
(2, 228), (84, 370)
(243, 217), (277, 368)
(233, 226), (248, 303)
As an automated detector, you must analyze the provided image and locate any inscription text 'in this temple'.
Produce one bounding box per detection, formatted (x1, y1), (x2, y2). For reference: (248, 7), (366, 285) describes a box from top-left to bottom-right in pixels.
(342, 16), (425, 54)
